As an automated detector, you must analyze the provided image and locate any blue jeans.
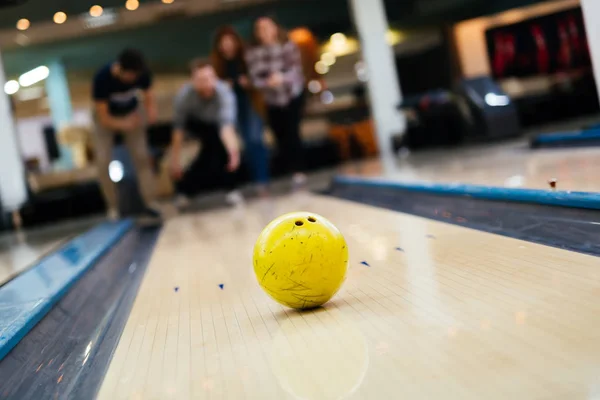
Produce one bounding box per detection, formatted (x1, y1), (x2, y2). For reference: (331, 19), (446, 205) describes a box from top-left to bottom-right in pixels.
(238, 97), (270, 184)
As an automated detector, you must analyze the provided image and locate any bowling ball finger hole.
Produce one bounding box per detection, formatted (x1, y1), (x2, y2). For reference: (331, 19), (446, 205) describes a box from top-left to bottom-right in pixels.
(308, 217), (317, 223)
(295, 221), (304, 226)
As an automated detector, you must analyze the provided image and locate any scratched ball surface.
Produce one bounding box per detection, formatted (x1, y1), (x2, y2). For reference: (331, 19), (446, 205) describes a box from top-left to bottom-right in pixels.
(253, 212), (348, 309)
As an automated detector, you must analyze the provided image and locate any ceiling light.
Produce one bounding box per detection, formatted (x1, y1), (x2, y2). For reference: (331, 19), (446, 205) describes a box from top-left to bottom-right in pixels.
(386, 29), (403, 46)
(90, 5), (104, 17)
(16, 18), (30, 31)
(162, 0), (175, 4)
(4, 80), (20, 95)
(125, 0), (139, 11)
(320, 90), (334, 105)
(330, 33), (347, 47)
(19, 66), (50, 87)
(315, 61), (329, 75)
(321, 52), (336, 67)
(53, 12), (67, 24)
(307, 80), (322, 94)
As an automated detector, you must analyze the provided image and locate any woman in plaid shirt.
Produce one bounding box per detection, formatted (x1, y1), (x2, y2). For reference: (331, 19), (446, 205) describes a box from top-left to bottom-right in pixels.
(246, 16), (307, 188)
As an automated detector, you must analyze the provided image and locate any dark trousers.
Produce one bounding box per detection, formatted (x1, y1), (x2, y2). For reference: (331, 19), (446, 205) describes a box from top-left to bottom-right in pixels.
(175, 118), (238, 197)
(237, 95), (269, 184)
(267, 92), (305, 174)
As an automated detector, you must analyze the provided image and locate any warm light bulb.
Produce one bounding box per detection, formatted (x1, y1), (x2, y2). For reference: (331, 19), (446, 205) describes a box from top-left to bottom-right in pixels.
(125, 0), (139, 11)
(16, 18), (30, 31)
(162, 0), (174, 3)
(321, 52), (336, 66)
(90, 5), (104, 17)
(315, 61), (329, 75)
(385, 29), (403, 46)
(53, 12), (67, 24)
(330, 33), (347, 47)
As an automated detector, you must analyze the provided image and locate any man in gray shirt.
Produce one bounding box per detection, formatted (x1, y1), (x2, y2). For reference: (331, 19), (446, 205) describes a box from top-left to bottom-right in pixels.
(170, 60), (241, 203)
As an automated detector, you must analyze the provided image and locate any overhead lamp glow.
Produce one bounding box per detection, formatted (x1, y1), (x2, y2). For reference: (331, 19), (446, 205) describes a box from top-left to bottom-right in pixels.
(330, 33), (347, 47)
(125, 0), (139, 11)
(19, 66), (50, 87)
(385, 29), (403, 46)
(53, 12), (68, 24)
(4, 80), (20, 95)
(162, 0), (175, 3)
(90, 5), (104, 17)
(315, 61), (329, 75)
(320, 90), (334, 105)
(355, 61), (368, 82)
(16, 18), (30, 31)
(307, 80), (322, 94)
(321, 52), (336, 67)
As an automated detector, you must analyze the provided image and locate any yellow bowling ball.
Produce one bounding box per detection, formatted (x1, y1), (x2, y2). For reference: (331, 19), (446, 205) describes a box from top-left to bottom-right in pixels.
(253, 212), (348, 309)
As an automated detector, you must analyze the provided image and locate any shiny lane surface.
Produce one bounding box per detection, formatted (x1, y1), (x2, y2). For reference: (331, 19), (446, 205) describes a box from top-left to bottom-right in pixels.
(98, 193), (600, 399)
(0, 221), (132, 361)
(341, 142), (600, 193)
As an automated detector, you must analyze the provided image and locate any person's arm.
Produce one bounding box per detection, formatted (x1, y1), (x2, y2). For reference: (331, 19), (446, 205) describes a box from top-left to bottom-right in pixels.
(245, 48), (269, 89)
(95, 101), (116, 130)
(143, 90), (158, 124)
(93, 74), (128, 131)
(217, 83), (240, 171)
(170, 90), (188, 179)
(220, 124), (240, 172)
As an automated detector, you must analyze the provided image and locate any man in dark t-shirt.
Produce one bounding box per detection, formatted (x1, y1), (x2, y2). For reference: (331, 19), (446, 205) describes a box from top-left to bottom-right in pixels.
(92, 48), (160, 220)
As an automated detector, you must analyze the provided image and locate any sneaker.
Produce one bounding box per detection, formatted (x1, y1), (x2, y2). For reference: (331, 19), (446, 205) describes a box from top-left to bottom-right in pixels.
(107, 208), (120, 221)
(225, 190), (245, 207)
(173, 194), (191, 210)
(136, 203), (163, 222)
(141, 207), (162, 219)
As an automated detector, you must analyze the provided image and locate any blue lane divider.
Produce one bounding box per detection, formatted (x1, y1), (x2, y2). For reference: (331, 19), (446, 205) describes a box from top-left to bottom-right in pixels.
(333, 176), (600, 210)
(0, 220), (133, 361)
(531, 128), (600, 146)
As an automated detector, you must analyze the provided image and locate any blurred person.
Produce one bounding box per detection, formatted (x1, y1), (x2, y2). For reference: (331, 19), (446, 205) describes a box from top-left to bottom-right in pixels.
(246, 16), (307, 189)
(169, 60), (242, 207)
(92, 48), (160, 220)
(212, 26), (270, 197)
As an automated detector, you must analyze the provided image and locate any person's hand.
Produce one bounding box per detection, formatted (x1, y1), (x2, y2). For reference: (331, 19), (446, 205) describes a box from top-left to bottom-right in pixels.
(226, 150), (240, 172)
(170, 158), (183, 181)
(146, 104), (158, 125)
(267, 72), (284, 88)
(238, 75), (250, 89)
(120, 113), (142, 132)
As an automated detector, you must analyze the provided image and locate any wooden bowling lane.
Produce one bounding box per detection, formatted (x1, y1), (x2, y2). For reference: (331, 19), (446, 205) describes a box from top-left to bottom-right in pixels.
(341, 143), (600, 193)
(98, 193), (600, 399)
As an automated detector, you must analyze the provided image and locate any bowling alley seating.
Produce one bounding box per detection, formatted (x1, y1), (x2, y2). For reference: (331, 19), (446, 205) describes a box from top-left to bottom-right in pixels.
(17, 125), (104, 227)
(397, 90), (470, 150)
(511, 72), (600, 128)
(323, 99), (378, 160)
(57, 125), (94, 169)
(328, 120), (378, 161)
(14, 110), (343, 228)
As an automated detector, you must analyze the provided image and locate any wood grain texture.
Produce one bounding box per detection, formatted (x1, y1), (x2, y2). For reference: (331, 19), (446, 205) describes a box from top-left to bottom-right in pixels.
(341, 143), (600, 192)
(98, 192), (600, 399)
